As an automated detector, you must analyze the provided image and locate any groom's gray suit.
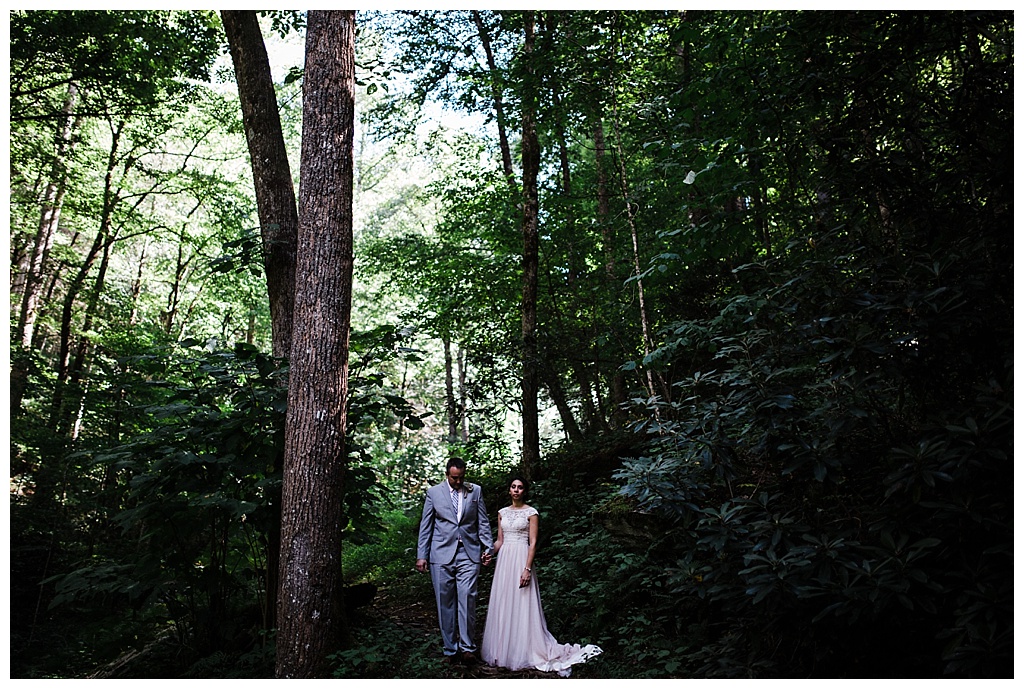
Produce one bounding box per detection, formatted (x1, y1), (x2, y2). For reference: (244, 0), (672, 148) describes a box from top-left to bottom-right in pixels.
(417, 473), (493, 658)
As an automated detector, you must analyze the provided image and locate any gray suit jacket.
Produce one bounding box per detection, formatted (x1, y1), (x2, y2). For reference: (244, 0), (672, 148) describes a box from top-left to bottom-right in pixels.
(417, 480), (493, 565)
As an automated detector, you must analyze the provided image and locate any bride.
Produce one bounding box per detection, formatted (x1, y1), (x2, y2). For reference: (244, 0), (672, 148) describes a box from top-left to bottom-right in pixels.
(481, 476), (602, 676)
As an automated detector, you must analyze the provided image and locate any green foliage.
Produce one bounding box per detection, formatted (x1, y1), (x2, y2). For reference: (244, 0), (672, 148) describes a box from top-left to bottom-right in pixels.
(10, 9), (1012, 680)
(33, 333), (419, 667)
(47, 342), (288, 651)
(329, 619), (441, 679)
(258, 10), (306, 39)
(520, 475), (687, 679)
(341, 510), (419, 584)
(613, 198), (1011, 675)
(10, 10), (222, 122)
(541, 11), (1011, 678)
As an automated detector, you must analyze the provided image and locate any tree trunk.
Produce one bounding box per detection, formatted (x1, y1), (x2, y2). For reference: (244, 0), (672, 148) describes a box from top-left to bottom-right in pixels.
(458, 345), (469, 442)
(65, 233), (117, 437)
(161, 224), (192, 335)
(275, 10), (356, 679)
(222, 10), (302, 633)
(17, 83), (80, 350)
(610, 84), (669, 403)
(519, 12), (540, 480)
(49, 121), (124, 432)
(750, 152), (771, 257)
(544, 19), (596, 440)
(574, 346), (604, 433)
(471, 10), (516, 192)
(444, 335), (459, 444)
(35, 258), (65, 350)
(593, 117), (628, 427)
(246, 307), (257, 345)
(12, 84), (81, 414)
(221, 10), (298, 361)
(128, 241), (148, 326)
(594, 118), (615, 280)
(543, 369), (584, 443)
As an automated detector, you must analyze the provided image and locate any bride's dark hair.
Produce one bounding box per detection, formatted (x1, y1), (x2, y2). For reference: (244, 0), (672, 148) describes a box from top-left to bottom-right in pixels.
(508, 474), (529, 498)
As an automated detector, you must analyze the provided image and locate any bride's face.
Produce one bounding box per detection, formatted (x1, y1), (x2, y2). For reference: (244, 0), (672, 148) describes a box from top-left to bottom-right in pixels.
(509, 480), (525, 501)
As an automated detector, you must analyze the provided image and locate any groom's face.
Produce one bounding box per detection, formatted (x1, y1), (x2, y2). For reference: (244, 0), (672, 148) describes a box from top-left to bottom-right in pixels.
(446, 466), (465, 491)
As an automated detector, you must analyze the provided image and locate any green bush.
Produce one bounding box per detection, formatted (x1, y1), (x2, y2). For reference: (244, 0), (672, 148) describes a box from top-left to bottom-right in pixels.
(614, 228), (1012, 677)
(342, 509), (422, 593)
(329, 619), (440, 678)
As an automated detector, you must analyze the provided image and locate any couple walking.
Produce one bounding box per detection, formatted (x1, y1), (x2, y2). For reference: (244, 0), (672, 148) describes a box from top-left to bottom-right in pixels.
(416, 457), (602, 676)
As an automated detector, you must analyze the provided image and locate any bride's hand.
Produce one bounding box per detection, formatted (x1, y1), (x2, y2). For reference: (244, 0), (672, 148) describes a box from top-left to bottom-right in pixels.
(519, 568), (532, 588)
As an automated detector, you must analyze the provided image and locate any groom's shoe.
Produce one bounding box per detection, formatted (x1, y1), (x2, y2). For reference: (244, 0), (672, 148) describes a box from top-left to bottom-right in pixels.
(461, 651), (479, 665)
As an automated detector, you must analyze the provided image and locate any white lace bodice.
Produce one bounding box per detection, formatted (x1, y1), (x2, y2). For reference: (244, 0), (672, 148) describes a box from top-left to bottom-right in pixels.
(499, 505), (537, 545)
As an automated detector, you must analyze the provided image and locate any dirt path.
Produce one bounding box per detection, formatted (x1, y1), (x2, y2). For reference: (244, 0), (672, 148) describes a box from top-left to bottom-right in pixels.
(373, 585), (563, 679)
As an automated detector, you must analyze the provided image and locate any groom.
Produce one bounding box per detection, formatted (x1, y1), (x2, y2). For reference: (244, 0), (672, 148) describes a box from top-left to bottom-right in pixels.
(416, 457), (493, 664)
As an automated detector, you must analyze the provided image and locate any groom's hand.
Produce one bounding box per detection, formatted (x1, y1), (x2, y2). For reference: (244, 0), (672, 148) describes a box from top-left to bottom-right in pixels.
(416, 558), (428, 573)
(482, 552), (492, 566)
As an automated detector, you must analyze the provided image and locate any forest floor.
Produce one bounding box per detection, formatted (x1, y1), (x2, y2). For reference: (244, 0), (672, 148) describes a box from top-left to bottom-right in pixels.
(78, 583), (565, 679)
(373, 583), (567, 679)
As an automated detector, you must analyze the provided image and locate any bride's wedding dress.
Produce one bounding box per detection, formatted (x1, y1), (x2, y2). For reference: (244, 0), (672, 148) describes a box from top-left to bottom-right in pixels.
(481, 505), (602, 676)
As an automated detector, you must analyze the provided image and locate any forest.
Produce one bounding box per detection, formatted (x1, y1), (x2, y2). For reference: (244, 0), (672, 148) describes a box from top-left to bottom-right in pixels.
(9, 9), (1013, 679)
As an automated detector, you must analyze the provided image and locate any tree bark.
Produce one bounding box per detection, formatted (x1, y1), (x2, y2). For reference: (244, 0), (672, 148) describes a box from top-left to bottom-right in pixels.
(128, 240), (148, 326)
(458, 345), (469, 442)
(593, 117), (628, 427)
(444, 335), (459, 444)
(17, 83), (80, 350)
(49, 120), (124, 432)
(594, 118), (615, 280)
(519, 12), (541, 480)
(275, 10), (356, 679)
(12, 84), (81, 414)
(543, 369), (584, 443)
(221, 10), (298, 361)
(542, 14), (595, 439)
(472, 10), (516, 192)
(161, 223), (192, 335)
(222, 10), (301, 633)
(65, 231), (117, 439)
(610, 80), (669, 403)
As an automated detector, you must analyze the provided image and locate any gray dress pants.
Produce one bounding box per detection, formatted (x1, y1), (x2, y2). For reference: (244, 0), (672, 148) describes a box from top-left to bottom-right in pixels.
(430, 542), (479, 655)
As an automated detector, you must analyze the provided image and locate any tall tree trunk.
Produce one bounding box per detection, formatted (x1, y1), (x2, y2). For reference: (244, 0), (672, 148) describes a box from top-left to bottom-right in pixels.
(458, 345), (469, 442)
(12, 84), (81, 414)
(246, 306), (257, 345)
(538, 12), (592, 440)
(34, 258), (65, 350)
(128, 240), (148, 326)
(17, 83), (80, 349)
(610, 84), (669, 404)
(275, 10), (356, 679)
(65, 233), (117, 437)
(593, 117), (629, 427)
(221, 10), (298, 361)
(222, 10), (301, 632)
(519, 12), (540, 480)
(543, 369), (584, 443)
(161, 224), (192, 335)
(594, 118), (615, 280)
(49, 121), (124, 432)
(750, 152), (772, 256)
(444, 335), (459, 444)
(471, 10), (516, 192)
(575, 358), (603, 433)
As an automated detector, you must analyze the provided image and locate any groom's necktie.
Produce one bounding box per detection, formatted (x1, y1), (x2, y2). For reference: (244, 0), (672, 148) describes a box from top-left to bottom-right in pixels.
(451, 488), (459, 520)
